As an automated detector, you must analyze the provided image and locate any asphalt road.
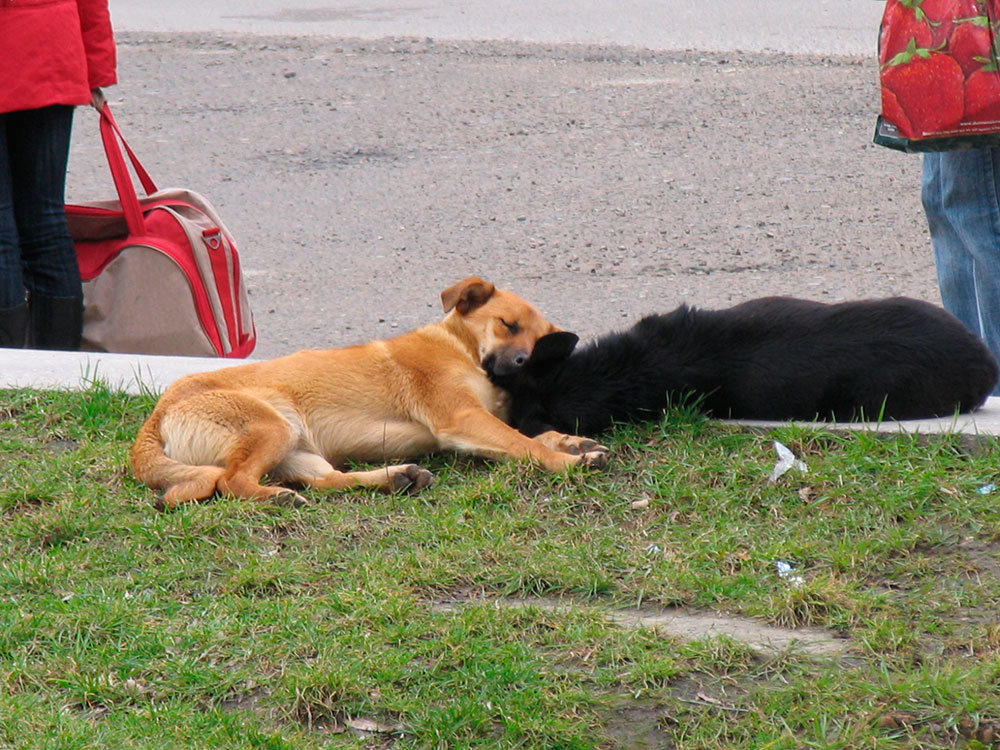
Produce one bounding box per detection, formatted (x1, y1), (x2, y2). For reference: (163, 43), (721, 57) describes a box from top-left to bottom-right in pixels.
(65, 5), (928, 360)
(109, 0), (884, 56)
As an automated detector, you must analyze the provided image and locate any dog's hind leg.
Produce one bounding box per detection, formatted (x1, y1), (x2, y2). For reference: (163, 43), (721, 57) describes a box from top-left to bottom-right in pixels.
(156, 390), (304, 507)
(275, 451), (434, 495)
(216, 420), (303, 504)
(133, 399), (230, 510)
(308, 463), (434, 494)
(159, 466), (227, 510)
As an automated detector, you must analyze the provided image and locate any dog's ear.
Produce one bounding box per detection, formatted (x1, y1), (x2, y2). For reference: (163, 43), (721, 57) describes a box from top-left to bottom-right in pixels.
(440, 277), (496, 314)
(528, 331), (579, 365)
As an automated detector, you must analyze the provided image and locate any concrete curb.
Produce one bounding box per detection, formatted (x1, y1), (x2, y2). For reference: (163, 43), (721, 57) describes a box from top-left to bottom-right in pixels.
(719, 404), (1000, 439)
(3, 348), (1000, 437)
(0, 348), (254, 396)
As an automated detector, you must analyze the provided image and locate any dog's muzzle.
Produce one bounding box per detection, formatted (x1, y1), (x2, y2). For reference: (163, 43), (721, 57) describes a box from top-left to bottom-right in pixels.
(483, 347), (530, 378)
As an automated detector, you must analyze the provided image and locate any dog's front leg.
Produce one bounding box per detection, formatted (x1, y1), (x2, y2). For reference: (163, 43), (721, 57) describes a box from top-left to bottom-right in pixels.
(433, 407), (608, 471)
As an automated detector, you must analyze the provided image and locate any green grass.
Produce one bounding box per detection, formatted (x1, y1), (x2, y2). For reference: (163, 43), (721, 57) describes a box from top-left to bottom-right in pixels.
(3, 385), (1000, 748)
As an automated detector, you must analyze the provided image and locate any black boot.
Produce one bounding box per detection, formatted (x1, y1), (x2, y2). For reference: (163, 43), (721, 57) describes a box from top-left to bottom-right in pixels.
(27, 295), (83, 351)
(0, 303), (28, 348)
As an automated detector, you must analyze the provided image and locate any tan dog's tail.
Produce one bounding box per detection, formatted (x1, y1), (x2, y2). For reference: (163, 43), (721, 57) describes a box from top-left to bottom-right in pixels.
(130, 410), (224, 508)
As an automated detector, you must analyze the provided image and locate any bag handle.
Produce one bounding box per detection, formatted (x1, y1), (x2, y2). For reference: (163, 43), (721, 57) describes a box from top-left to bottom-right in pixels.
(97, 103), (159, 235)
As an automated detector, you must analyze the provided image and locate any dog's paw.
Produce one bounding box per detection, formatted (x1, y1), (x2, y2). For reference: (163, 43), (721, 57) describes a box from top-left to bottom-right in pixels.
(574, 439), (609, 456)
(273, 490), (309, 508)
(558, 437), (609, 456)
(578, 450), (610, 470)
(536, 430), (608, 456)
(391, 464), (435, 494)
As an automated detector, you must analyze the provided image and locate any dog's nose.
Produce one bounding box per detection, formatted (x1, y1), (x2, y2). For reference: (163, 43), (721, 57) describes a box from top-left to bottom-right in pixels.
(487, 349), (529, 377)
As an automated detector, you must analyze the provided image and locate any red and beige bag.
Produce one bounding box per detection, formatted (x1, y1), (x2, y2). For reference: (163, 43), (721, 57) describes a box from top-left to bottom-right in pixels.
(66, 104), (256, 357)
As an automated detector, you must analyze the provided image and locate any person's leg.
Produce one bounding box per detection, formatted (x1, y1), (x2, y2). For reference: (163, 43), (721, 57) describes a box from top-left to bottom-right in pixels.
(7, 105), (83, 349)
(922, 152), (980, 331)
(922, 148), (1000, 394)
(0, 113), (29, 346)
(969, 149), (1000, 366)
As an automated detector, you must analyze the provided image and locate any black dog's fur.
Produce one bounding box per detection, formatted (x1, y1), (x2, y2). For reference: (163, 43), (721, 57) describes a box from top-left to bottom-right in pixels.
(486, 296), (999, 437)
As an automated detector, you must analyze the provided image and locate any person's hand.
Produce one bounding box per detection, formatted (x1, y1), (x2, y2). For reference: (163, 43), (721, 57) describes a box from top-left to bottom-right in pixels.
(90, 88), (106, 110)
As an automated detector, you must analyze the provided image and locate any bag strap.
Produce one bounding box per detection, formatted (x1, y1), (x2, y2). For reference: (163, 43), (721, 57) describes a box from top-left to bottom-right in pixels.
(97, 103), (159, 234)
(99, 103), (158, 194)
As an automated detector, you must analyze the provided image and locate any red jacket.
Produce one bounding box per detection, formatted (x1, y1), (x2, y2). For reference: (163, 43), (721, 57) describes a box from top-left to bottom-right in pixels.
(0, 0), (117, 114)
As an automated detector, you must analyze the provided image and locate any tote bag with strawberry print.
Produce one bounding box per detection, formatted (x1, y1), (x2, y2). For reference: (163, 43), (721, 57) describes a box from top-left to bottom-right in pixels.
(875, 0), (1000, 151)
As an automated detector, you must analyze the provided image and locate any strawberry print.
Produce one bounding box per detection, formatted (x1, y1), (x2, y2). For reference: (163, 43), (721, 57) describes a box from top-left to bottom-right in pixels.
(876, 0), (1000, 146)
(879, 0), (934, 64)
(948, 15), (992, 76)
(922, 0), (968, 45)
(882, 41), (966, 137)
(881, 87), (914, 134)
(964, 63), (1000, 121)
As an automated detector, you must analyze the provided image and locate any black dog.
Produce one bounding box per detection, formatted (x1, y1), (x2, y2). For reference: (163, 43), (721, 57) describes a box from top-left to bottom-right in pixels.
(486, 296), (999, 437)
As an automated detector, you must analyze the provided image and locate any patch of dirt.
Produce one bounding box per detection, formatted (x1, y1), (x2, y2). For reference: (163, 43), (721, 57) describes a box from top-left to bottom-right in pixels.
(952, 537), (1000, 581)
(599, 694), (677, 749)
(219, 686), (270, 714)
(597, 675), (756, 748)
(432, 595), (845, 657)
(43, 438), (78, 455)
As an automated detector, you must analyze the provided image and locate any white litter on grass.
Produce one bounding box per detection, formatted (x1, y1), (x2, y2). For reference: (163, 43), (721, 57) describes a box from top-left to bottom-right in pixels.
(768, 440), (808, 483)
(977, 483), (997, 495)
(775, 560), (805, 587)
(346, 718), (400, 735)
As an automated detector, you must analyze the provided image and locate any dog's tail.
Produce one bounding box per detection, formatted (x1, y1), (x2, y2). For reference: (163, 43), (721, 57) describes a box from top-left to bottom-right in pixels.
(130, 409), (225, 508)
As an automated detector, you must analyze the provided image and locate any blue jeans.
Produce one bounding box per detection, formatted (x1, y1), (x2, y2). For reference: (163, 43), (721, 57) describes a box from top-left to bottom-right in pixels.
(0, 105), (82, 309)
(922, 149), (1000, 395)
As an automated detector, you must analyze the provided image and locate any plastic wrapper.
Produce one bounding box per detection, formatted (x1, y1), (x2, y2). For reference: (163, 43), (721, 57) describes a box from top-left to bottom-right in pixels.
(874, 0), (1000, 152)
(767, 441), (808, 483)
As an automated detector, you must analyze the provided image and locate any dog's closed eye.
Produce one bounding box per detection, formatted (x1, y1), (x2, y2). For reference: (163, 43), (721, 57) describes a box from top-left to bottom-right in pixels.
(500, 319), (519, 334)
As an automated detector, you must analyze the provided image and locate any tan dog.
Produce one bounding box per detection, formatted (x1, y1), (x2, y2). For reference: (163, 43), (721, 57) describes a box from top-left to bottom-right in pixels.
(131, 277), (608, 508)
